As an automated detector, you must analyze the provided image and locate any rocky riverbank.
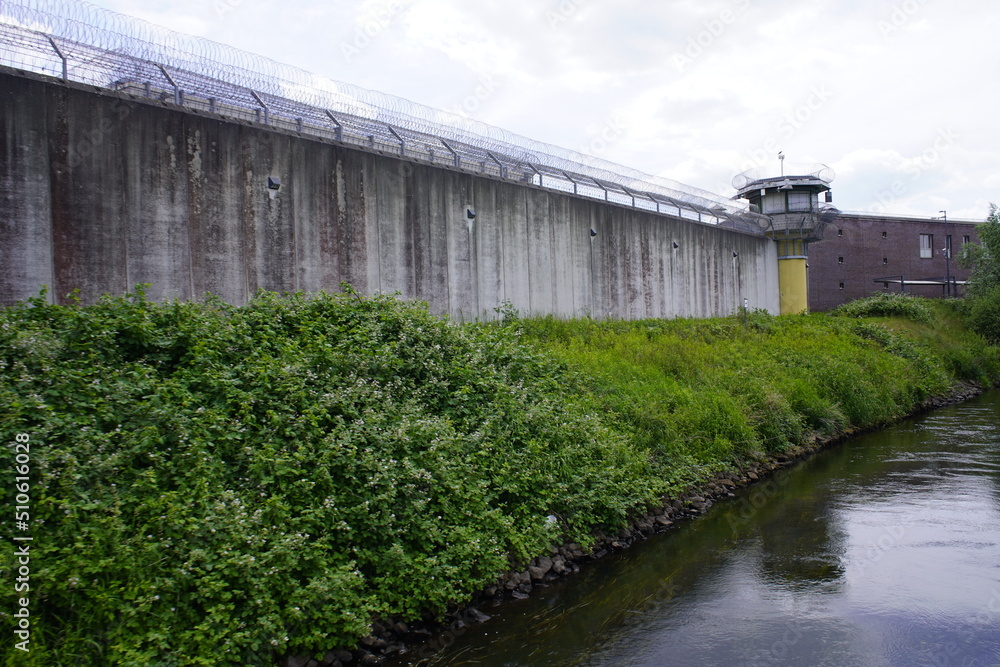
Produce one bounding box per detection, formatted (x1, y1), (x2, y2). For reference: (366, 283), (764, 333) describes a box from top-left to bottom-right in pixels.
(282, 380), (993, 667)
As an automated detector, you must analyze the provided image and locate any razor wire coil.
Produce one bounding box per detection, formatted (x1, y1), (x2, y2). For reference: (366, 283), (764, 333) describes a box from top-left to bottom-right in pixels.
(0, 0), (765, 232)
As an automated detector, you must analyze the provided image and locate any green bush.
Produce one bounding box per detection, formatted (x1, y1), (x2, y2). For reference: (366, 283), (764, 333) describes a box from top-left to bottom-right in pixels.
(965, 285), (1000, 344)
(0, 289), (659, 666)
(830, 292), (934, 322)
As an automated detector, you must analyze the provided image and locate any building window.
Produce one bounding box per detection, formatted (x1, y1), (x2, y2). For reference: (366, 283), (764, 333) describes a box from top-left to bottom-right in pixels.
(882, 231), (887, 239)
(963, 235), (971, 245)
(838, 257), (844, 264)
(787, 191), (811, 211)
(920, 233), (933, 259)
(838, 229), (843, 237)
(883, 257), (888, 265)
(839, 282), (845, 290)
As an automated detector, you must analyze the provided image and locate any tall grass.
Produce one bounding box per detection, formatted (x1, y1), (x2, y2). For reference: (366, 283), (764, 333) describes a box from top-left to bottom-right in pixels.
(515, 299), (1000, 475)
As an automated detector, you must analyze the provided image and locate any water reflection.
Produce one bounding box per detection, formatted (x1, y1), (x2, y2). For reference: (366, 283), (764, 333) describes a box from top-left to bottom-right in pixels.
(388, 392), (1000, 667)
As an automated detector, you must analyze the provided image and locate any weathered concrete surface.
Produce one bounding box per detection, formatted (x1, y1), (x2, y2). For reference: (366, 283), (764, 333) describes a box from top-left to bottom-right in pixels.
(0, 68), (779, 319)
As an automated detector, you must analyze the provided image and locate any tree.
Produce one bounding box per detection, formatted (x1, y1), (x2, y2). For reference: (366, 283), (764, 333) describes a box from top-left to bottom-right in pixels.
(959, 203), (1000, 297)
(959, 204), (1000, 343)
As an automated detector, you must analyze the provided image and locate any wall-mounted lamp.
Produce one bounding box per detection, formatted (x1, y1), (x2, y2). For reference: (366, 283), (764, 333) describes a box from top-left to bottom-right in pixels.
(267, 175), (282, 200)
(590, 229), (597, 237)
(466, 206), (476, 220)
(732, 251), (739, 258)
(673, 241), (680, 249)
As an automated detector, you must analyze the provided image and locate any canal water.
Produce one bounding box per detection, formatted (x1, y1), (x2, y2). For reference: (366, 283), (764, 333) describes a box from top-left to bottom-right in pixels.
(397, 391), (1000, 667)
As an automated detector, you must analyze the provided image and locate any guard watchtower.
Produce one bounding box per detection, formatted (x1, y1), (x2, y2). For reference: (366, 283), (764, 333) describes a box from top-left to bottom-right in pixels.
(733, 159), (839, 314)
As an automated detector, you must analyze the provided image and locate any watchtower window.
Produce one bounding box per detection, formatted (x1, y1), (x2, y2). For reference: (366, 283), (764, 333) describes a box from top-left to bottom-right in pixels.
(787, 191), (811, 212)
(761, 193), (785, 214)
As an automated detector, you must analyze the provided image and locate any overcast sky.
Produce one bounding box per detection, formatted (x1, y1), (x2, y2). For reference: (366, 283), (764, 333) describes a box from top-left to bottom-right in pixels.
(78, 0), (1000, 220)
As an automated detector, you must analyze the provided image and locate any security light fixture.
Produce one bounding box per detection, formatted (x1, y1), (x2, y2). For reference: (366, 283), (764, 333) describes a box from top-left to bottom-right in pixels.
(267, 176), (282, 200)
(673, 241), (680, 249)
(590, 229), (597, 237)
(466, 207), (476, 220)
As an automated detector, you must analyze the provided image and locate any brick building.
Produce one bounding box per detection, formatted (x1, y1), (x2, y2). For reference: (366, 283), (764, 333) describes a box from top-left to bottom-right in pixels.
(808, 213), (981, 312)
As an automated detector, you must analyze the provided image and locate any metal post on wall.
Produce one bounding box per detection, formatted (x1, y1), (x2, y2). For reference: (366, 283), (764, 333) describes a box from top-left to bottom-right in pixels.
(486, 151), (506, 178)
(620, 184), (638, 209)
(649, 195), (665, 215)
(941, 210), (952, 297)
(46, 36), (68, 81)
(324, 111), (343, 142)
(250, 90), (270, 125)
(561, 171), (579, 195)
(387, 125), (406, 156)
(440, 139), (460, 168)
(659, 196), (684, 219)
(590, 177), (609, 202)
(156, 64), (181, 106)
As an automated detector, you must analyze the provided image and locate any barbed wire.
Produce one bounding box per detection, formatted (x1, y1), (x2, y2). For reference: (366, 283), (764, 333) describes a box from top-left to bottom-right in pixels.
(732, 164), (835, 191)
(0, 0), (763, 230)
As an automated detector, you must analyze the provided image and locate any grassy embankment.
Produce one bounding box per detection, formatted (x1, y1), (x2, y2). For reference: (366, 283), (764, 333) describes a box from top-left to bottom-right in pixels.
(1, 289), (998, 666)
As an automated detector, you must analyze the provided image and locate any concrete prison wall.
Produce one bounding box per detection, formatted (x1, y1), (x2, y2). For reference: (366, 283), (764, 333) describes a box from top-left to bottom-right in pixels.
(0, 68), (779, 320)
